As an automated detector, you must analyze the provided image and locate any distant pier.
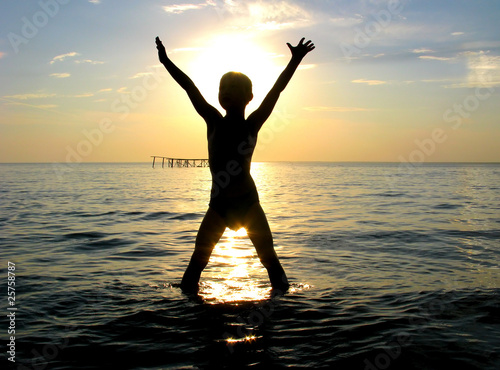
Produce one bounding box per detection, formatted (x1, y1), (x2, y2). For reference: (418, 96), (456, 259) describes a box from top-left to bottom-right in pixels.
(151, 156), (209, 168)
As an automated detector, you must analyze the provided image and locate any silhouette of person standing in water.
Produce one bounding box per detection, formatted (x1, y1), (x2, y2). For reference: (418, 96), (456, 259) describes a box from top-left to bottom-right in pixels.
(156, 36), (315, 293)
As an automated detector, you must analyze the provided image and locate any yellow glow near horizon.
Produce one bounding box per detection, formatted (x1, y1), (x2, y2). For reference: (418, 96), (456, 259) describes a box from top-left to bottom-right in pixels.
(188, 34), (283, 112)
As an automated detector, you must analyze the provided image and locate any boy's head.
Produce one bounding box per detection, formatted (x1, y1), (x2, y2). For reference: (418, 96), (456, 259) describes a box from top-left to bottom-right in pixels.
(218, 72), (253, 111)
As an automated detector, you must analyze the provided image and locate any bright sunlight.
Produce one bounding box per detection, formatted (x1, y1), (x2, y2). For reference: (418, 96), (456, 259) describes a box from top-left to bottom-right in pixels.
(198, 227), (272, 304)
(188, 33), (283, 113)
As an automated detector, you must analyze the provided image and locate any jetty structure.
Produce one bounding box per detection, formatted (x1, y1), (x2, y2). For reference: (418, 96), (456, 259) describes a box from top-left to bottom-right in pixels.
(151, 156), (209, 168)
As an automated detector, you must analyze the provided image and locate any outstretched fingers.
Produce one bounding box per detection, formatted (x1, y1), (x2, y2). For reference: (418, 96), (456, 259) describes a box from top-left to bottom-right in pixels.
(303, 39), (315, 51)
(155, 36), (164, 49)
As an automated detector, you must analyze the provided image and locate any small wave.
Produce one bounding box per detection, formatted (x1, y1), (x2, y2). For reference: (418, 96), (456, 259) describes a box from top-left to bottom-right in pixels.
(140, 211), (174, 220)
(85, 237), (135, 249)
(64, 211), (118, 218)
(433, 203), (462, 210)
(169, 212), (201, 221)
(442, 229), (500, 239)
(373, 191), (406, 197)
(63, 231), (108, 240)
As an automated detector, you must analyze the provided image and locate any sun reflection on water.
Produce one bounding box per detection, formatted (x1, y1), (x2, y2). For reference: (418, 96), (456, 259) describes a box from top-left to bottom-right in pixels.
(198, 228), (273, 304)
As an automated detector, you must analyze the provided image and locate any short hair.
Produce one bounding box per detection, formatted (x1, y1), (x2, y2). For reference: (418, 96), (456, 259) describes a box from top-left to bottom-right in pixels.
(220, 71), (252, 95)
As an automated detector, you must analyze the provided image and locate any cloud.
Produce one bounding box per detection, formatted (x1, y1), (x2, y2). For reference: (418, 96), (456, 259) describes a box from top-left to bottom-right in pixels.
(351, 79), (387, 85)
(3, 92), (97, 101)
(50, 52), (79, 64)
(34, 104), (59, 109)
(250, 21), (294, 31)
(460, 51), (500, 88)
(163, 3), (206, 14)
(163, 1), (312, 30)
(304, 106), (372, 112)
(98, 88), (113, 92)
(73, 93), (94, 98)
(419, 55), (454, 61)
(451, 32), (464, 36)
(50, 73), (71, 78)
(232, 1), (312, 30)
(88, 0), (101, 3)
(330, 16), (363, 27)
(412, 48), (433, 54)
(130, 72), (153, 79)
(3, 93), (57, 100)
(170, 47), (205, 54)
(298, 64), (316, 70)
(75, 59), (105, 65)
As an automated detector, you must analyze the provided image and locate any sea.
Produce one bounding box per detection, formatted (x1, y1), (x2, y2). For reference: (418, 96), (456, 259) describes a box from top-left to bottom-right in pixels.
(0, 162), (499, 369)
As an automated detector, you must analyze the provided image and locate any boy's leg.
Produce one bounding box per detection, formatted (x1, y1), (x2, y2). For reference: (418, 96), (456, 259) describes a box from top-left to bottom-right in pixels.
(180, 207), (226, 292)
(245, 203), (289, 292)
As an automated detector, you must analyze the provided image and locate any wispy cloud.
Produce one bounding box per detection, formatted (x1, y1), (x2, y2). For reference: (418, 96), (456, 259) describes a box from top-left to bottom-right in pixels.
(163, 3), (206, 14)
(170, 47), (205, 54)
(451, 31), (464, 36)
(330, 16), (363, 27)
(230, 1), (312, 30)
(75, 59), (104, 65)
(351, 79), (387, 86)
(130, 72), (154, 79)
(163, 1), (312, 30)
(50, 52), (79, 64)
(419, 55), (454, 61)
(73, 93), (94, 98)
(298, 64), (316, 70)
(304, 106), (373, 112)
(88, 0), (101, 3)
(412, 48), (434, 54)
(50, 73), (71, 78)
(34, 104), (59, 109)
(3, 93), (57, 100)
(458, 51), (500, 88)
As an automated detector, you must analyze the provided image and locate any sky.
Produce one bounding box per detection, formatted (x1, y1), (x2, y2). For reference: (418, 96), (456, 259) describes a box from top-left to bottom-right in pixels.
(1, 0), (499, 163)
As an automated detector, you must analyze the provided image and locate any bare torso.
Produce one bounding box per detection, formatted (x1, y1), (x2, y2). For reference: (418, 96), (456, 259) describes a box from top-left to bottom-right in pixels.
(207, 116), (258, 199)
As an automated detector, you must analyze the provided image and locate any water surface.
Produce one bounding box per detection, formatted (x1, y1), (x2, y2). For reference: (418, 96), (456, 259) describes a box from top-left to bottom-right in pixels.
(1, 162), (499, 369)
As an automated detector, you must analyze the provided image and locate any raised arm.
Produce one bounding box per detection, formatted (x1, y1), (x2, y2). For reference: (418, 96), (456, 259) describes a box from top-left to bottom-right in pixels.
(247, 38), (315, 133)
(156, 37), (220, 122)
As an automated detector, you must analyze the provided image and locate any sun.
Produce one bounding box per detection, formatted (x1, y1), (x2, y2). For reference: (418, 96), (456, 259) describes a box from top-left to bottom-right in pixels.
(188, 33), (283, 113)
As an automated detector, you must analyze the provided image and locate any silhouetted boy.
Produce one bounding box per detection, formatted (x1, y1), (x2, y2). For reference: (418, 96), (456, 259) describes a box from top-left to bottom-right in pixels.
(156, 36), (315, 293)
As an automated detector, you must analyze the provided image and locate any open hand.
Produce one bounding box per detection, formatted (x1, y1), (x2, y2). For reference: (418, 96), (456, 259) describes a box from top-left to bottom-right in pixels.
(156, 36), (168, 64)
(287, 38), (315, 60)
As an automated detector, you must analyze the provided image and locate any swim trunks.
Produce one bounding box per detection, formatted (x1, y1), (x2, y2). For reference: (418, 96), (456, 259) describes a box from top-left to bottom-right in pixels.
(209, 190), (260, 231)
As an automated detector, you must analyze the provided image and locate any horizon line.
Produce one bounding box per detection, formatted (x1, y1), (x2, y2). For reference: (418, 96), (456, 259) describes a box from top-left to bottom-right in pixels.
(1, 160), (499, 165)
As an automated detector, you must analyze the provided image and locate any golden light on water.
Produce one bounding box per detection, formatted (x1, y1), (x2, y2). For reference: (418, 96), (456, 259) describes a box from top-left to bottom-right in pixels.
(198, 227), (273, 304)
(225, 335), (258, 344)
